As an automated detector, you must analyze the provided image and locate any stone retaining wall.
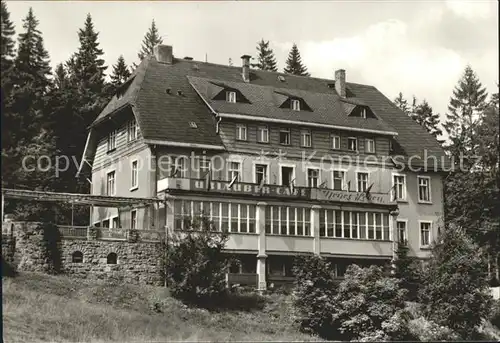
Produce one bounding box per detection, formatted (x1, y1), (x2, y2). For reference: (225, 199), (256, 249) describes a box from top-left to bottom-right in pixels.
(1, 222), (164, 285)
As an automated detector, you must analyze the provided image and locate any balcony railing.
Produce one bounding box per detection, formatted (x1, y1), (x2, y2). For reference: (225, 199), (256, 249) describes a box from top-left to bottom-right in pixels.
(157, 177), (395, 206)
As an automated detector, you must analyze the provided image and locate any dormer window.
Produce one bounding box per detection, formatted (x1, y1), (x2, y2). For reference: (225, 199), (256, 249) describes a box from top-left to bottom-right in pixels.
(291, 99), (301, 111)
(361, 108), (367, 118)
(226, 91), (236, 103)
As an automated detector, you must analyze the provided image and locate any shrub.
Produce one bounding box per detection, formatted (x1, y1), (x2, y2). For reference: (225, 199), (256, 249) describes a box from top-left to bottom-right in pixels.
(292, 255), (337, 339)
(418, 226), (493, 339)
(491, 300), (500, 329)
(394, 241), (423, 301)
(164, 215), (229, 306)
(407, 317), (460, 341)
(331, 265), (413, 341)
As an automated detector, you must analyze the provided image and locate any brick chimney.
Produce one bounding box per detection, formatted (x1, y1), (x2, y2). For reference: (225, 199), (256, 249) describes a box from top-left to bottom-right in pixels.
(335, 69), (346, 98)
(241, 55), (251, 82)
(154, 45), (173, 64)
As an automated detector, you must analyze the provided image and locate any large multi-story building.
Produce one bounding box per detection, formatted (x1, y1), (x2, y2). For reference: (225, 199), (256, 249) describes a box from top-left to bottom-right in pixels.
(80, 45), (448, 289)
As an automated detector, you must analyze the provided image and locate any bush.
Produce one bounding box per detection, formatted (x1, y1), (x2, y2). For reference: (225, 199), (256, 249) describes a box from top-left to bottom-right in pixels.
(407, 317), (460, 341)
(164, 215), (230, 306)
(491, 300), (500, 329)
(291, 255), (337, 339)
(394, 241), (423, 301)
(331, 265), (414, 341)
(418, 227), (493, 339)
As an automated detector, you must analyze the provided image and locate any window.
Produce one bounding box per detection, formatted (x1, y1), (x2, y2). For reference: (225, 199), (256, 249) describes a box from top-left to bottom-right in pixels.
(131, 160), (138, 189)
(397, 220), (407, 245)
(257, 126), (269, 143)
(357, 172), (368, 192)
(333, 171), (345, 190)
(111, 217), (119, 229)
(72, 251), (83, 263)
(106, 171), (115, 196)
(228, 161), (241, 182)
(102, 219), (110, 228)
(307, 168), (319, 188)
(365, 139), (375, 153)
(131, 210), (137, 230)
(393, 174), (406, 201)
(332, 135), (341, 150)
(361, 108), (367, 119)
(107, 252), (117, 265)
(279, 128), (291, 145)
(291, 99), (300, 111)
(281, 166), (294, 186)
(348, 137), (358, 151)
(197, 158), (210, 179)
(127, 120), (138, 142)
(226, 91), (236, 103)
(236, 124), (247, 141)
(301, 129), (312, 147)
(107, 129), (117, 152)
(173, 157), (188, 178)
(255, 164), (268, 185)
(265, 206), (310, 236)
(420, 221), (432, 247)
(418, 176), (431, 203)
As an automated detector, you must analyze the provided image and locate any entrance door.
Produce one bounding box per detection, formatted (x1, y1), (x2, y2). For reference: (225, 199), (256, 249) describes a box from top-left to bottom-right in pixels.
(281, 166), (294, 186)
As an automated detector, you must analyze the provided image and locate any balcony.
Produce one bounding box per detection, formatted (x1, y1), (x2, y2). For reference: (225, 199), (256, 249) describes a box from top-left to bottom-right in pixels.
(157, 177), (395, 206)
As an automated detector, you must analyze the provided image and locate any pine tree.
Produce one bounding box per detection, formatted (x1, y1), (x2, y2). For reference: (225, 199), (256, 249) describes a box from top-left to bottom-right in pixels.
(394, 92), (410, 116)
(413, 100), (443, 138)
(283, 43), (310, 76)
(252, 39), (278, 71)
(110, 55), (131, 87)
(137, 19), (163, 61)
(1, 0), (15, 73)
(443, 65), (488, 161)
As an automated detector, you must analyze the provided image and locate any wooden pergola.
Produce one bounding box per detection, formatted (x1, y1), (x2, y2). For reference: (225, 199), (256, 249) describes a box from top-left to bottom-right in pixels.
(1, 188), (166, 228)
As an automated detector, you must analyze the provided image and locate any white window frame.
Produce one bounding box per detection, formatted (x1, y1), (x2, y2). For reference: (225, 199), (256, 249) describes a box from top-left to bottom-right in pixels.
(361, 108), (367, 119)
(291, 99), (300, 111)
(226, 91), (236, 103)
(131, 159), (138, 190)
(257, 126), (269, 143)
(356, 171), (369, 192)
(127, 120), (138, 142)
(417, 176), (432, 203)
(332, 169), (347, 191)
(396, 219), (408, 245)
(279, 128), (291, 145)
(196, 158), (211, 179)
(307, 167), (320, 188)
(227, 160), (242, 182)
(419, 220), (432, 248)
(332, 135), (341, 150)
(253, 162), (270, 184)
(347, 137), (358, 151)
(278, 163), (296, 186)
(174, 157), (188, 178)
(131, 210), (138, 230)
(111, 216), (119, 229)
(236, 124), (247, 141)
(392, 173), (407, 201)
(301, 129), (312, 147)
(107, 129), (117, 152)
(365, 138), (375, 153)
(106, 170), (116, 196)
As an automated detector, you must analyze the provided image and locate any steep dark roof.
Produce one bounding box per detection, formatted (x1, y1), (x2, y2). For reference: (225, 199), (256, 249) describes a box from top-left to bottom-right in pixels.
(92, 55), (448, 168)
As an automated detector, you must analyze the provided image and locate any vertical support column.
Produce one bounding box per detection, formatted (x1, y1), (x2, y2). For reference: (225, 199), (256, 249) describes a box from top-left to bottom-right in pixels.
(389, 208), (400, 274)
(312, 205), (321, 256)
(256, 201), (267, 291)
(165, 196), (175, 236)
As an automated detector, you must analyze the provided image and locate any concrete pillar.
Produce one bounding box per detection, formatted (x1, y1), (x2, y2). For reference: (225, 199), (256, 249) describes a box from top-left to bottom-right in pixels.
(256, 201), (267, 291)
(312, 205), (321, 255)
(389, 208), (400, 274)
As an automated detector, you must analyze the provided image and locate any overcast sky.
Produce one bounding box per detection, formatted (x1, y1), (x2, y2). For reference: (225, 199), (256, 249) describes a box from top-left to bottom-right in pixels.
(6, 1), (499, 125)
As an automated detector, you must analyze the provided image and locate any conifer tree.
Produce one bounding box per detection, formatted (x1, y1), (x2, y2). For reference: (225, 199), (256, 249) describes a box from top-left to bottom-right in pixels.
(283, 43), (310, 76)
(443, 65), (488, 161)
(413, 100), (443, 138)
(252, 39), (278, 71)
(1, 0), (15, 73)
(394, 92), (410, 116)
(110, 55), (132, 87)
(137, 19), (163, 61)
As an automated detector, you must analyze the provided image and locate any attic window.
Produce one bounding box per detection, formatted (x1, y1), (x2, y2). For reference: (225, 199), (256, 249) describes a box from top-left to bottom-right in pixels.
(361, 108), (366, 118)
(278, 75), (286, 82)
(226, 91), (236, 103)
(189, 121), (198, 129)
(291, 99), (301, 111)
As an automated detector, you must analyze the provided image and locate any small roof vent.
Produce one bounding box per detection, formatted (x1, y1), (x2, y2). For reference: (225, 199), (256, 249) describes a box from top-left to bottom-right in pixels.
(327, 83), (335, 89)
(189, 121), (198, 128)
(278, 75), (286, 82)
(177, 90), (183, 96)
(184, 56), (193, 60)
(166, 88), (171, 94)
